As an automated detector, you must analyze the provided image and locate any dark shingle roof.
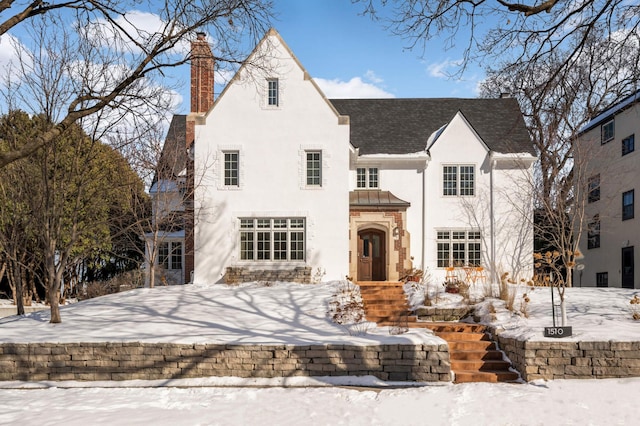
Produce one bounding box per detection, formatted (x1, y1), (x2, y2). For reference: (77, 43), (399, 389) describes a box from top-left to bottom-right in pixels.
(152, 114), (187, 185)
(329, 98), (535, 156)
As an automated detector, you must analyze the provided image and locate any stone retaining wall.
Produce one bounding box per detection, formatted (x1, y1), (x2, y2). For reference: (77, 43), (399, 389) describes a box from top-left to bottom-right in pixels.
(0, 342), (451, 382)
(225, 267), (313, 284)
(495, 334), (640, 381)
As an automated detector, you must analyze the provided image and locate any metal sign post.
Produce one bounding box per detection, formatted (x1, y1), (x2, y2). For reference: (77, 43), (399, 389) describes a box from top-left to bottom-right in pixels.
(543, 272), (572, 338)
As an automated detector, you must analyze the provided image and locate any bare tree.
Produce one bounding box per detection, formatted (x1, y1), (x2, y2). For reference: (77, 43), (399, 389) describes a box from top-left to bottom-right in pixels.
(355, 0), (640, 84)
(0, 0), (274, 167)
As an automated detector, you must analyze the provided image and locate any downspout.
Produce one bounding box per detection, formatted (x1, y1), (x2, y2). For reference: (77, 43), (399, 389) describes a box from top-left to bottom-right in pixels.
(421, 164), (426, 270)
(490, 155), (496, 283)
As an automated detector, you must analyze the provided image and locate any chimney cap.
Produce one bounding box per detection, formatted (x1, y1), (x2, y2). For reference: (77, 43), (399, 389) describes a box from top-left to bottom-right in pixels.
(196, 32), (206, 41)
(500, 92), (511, 98)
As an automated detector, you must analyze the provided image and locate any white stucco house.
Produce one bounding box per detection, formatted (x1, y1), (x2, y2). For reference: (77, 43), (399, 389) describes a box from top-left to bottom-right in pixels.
(149, 29), (537, 286)
(576, 90), (640, 288)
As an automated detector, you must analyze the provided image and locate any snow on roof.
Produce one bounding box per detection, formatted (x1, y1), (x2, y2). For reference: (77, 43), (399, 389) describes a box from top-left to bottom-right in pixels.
(581, 90), (640, 134)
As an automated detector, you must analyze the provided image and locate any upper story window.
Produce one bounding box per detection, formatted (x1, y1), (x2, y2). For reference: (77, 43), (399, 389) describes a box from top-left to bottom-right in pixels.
(622, 189), (634, 221)
(159, 241), (183, 270)
(267, 78), (279, 106)
(588, 174), (600, 203)
(224, 151), (239, 186)
(601, 119), (614, 144)
(356, 167), (379, 189)
(436, 230), (481, 267)
(587, 214), (600, 249)
(443, 165), (475, 196)
(622, 134), (635, 156)
(239, 217), (305, 261)
(306, 151), (322, 187)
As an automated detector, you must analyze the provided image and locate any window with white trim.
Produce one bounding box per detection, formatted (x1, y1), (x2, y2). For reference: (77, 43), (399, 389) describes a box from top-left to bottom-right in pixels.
(267, 78), (279, 106)
(602, 119), (614, 144)
(239, 218), (305, 261)
(442, 165), (475, 196)
(224, 151), (239, 187)
(306, 151), (322, 186)
(356, 167), (379, 189)
(436, 230), (481, 267)
(158, 241), (183, 270)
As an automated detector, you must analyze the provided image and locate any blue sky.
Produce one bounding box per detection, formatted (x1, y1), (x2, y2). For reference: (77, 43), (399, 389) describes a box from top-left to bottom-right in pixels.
(195, 0), (484, 113)
(0, 0), (485, 117)
(273, 1), (481, 94)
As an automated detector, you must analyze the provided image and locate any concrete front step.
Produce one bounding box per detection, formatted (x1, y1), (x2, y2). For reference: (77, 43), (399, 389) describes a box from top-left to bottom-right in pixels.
(447, 340), (497, 351)
(451, 359), (512, 371)
(434, 331), (490, 341)
(450, 350), (504, 361)
(453, 370), (520, 384)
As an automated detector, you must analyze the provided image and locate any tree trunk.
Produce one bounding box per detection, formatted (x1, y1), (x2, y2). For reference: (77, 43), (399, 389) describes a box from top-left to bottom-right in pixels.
(560, 299), (568, 326)
(48, 288), (61, 323)
(15, 263), (24, 315)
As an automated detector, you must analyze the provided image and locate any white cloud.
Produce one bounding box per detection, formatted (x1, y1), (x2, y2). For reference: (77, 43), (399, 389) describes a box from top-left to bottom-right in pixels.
(427, 58), (463, 78)
(364, 70), (383, 84)
(315, 75), (394, 99)
(0, 34), (30, 87)
(86, 10), (189, 56)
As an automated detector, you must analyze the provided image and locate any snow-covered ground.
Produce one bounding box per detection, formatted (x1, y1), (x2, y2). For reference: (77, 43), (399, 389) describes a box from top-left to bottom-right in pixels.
(1, 280), (640, 425)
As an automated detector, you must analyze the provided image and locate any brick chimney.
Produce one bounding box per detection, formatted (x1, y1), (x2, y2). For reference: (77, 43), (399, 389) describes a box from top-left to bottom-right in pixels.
(190, 32), (215, 114)
(184, 32), (214, 284)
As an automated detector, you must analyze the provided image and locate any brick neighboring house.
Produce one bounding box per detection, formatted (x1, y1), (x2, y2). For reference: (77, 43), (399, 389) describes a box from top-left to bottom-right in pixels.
(577, 90), (640, 288)
(148, 29), (537, 286)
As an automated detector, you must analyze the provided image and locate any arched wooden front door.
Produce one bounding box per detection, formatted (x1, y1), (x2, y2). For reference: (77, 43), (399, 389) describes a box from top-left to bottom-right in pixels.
(358, 229), (386, 281)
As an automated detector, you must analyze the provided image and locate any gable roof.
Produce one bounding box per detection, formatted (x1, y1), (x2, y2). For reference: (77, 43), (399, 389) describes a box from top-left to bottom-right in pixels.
(329, 98), (534, 156)
(152, 114), (187, 187)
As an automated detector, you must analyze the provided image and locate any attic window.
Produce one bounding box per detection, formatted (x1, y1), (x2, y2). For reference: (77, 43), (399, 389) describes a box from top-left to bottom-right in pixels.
(267, 78), (279, 106)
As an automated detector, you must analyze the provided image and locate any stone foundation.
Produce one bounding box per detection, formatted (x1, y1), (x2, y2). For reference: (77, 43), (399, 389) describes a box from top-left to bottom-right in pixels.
(225, 267), (313, 284)
(0, 342), (451, 382)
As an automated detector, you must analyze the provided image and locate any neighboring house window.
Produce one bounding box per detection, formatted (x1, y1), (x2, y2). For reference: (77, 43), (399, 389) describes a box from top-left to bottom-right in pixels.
(588, 174), (600, 203)
(623, 189), (634, 220)
(356, 167), (379, 189)
(239, 218), (305, 261)
(587, 215), (600, 249)
(601, 119), (614, 144)
(436, 230), (481, 267)
(267, 78), (279, 106)
(224, 151), (239, 186)
(596, 272), (608, 288)
(306, 151), (322, 186)
(442, 165), (475, 196)
(158, 241), (183, 270)
(622, 134), (635, 156)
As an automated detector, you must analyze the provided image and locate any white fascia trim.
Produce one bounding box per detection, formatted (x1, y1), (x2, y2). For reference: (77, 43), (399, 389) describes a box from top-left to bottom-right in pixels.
(490, 152), (537, 167)
(355, 152), (430, 167)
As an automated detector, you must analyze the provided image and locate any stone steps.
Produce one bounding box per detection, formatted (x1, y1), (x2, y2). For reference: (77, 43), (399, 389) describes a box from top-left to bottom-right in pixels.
(420, 322), (519, 384)
(355, 283), (520, 384)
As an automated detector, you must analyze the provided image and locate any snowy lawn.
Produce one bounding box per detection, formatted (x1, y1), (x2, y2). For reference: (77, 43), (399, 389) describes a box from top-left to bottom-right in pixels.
(1, 281), (640, 425)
